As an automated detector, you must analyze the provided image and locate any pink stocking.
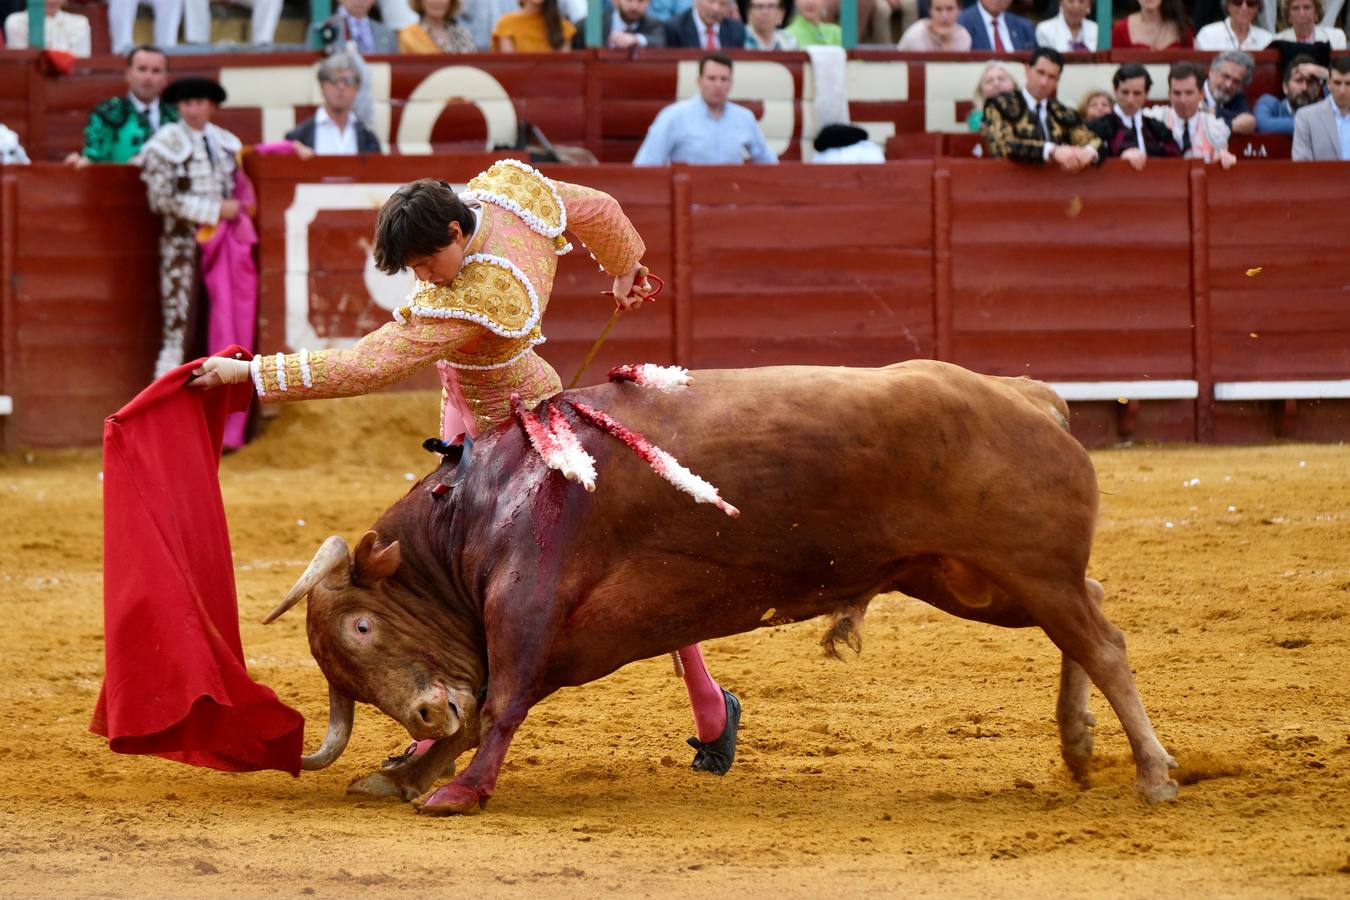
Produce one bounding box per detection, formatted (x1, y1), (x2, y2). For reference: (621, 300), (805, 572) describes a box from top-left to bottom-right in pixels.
(677, 644), (726, 742)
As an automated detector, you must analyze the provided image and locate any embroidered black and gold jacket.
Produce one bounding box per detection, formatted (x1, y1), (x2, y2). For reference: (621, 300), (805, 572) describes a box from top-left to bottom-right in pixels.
(980, 91), (1102, 164)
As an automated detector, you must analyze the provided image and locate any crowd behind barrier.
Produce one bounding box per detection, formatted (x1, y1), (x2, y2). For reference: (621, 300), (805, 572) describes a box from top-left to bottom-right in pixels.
(3, 157), (1349, 453)
(5, 46), (1348, 162)
(1, 0), (1348, 55)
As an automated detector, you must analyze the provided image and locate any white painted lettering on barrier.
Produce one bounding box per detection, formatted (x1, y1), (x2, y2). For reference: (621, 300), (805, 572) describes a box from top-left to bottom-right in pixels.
(395, 66), (518, 155)
(282, 182), (466, 350)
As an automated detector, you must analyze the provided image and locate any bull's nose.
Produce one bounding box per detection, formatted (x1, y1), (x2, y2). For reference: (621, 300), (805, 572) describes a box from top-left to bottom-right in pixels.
(406, 686), (455, 739)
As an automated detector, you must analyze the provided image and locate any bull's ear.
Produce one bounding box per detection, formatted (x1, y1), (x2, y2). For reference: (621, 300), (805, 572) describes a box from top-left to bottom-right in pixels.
(354, 530), (401, 583)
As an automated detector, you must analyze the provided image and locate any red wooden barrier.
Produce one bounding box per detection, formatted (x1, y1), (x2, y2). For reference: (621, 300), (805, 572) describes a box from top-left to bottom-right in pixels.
(0, 163), (160, 450)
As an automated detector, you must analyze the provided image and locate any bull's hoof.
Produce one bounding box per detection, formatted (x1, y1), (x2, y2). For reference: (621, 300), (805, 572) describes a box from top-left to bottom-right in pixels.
(687, 689), (741, 776)
(347, 772), (406, 800)
(1139, 777), (1180, 805)
(413, 782), (483, 816)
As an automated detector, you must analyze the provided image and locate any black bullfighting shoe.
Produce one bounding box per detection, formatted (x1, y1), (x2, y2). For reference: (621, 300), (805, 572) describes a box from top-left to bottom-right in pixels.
(686, 689), (741, 776)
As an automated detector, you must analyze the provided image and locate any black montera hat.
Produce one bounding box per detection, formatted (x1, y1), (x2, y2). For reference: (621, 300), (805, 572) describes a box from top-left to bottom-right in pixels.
(813, 123), (869, 153)
(163, 77), (227, 106)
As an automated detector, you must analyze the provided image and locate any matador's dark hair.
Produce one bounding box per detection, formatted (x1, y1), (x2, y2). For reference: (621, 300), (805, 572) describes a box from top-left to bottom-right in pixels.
(372, 179), (476, 275)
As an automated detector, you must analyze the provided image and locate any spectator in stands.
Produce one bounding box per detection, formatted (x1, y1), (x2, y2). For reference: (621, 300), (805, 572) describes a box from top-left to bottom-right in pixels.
(179, 0), (282, 46)
(107, 0), (180, 54)
(285, 54), (383, 157)
(1195, 0), (1273, 48)
(494, 0), (576, 50)
(897, 0), (972, 50)
(4, 0), (91, 56)
(744, 0), (798, 49)
(649, 0), (692, 22)
(633, 53), (777, 165)
(315, 0), (402, 53)
(1078, 88), (1113, 120)
(1035, 0), (1097, 51)
(1292, 56), (1350, 159)
(460, 0), (521, 48)
(1112, 0), (1193, 49)
(784, 0), (842, 45)
(1274, 0), (1347, 48)
(400, 0), (478, 51)
(980, 47), (1102, 173)
(1254, 54), (1326, 133)
(140, 77), (249, 379)
(967, 61), (1017, 131)
(65, 45), (177, 168)
(1143, 60), (1238, 167)
(1205, 50), (1258, 134)
(0, 123), (30, 165)
(1089, 63), (1182, 169)
(667, 0), (746, 47)
(957, 0), (1035, 52)
(573, 0), (668, 48)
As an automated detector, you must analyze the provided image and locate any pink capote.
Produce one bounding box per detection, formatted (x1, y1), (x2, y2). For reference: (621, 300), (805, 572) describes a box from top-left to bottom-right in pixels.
(198, 169), (259, 450)
(89, 348), (304, 774)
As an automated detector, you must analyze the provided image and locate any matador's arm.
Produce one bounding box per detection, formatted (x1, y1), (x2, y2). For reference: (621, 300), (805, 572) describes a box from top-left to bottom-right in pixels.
(250, 317), (480, 401)
(551, 180), (646, 277)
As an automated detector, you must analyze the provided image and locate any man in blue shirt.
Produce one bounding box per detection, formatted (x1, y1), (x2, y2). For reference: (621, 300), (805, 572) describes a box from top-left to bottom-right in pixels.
(1254, 55), (1325, 135)
(633, 54), (779, 166)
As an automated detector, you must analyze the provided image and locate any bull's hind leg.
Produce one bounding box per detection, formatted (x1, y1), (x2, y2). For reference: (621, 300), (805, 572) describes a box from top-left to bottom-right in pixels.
(1022, 575), (1178, 803)
(1056, 578), (1102, 782)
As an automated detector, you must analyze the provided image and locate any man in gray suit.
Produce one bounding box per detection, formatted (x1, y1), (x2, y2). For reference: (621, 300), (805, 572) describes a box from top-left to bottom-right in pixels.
(312, 0), (401, 54)
(1293, 57), (1350, 161)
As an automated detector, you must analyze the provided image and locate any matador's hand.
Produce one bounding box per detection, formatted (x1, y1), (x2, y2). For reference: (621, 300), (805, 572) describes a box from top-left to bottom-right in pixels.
(610, 264), (657, 312)
(189, 357), (251, 389)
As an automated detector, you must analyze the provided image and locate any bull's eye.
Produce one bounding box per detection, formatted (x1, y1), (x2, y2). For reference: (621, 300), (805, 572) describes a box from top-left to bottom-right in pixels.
(356, 618), (370, 634)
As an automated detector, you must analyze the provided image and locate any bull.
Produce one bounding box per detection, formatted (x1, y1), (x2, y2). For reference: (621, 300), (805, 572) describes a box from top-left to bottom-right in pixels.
(264, 360), (1179, 815)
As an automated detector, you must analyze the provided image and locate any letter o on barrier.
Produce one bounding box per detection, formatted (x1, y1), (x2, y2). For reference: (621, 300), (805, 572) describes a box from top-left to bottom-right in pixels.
(395, 67), (519, 155)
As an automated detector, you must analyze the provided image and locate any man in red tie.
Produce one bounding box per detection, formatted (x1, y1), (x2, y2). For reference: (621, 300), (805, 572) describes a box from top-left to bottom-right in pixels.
(666, 0), (746, 48)
(957, 0), (1035, 51)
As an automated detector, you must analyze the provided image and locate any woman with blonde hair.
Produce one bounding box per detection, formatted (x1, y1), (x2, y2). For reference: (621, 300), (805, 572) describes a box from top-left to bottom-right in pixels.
(1077, 88), (1113, 121)
(966, 61), (1016, 132)
(399, 0), (478, 53)
(1274, 0), (1347, 48)
(493, 0), (575, 51)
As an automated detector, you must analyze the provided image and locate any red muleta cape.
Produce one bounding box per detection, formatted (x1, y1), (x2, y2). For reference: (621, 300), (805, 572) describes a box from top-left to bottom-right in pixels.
(89, 348), (304, 774)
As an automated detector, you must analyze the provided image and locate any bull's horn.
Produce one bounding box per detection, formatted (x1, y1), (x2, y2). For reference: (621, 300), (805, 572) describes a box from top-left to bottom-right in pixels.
(262, 535), (350, 624)
(301, 683), (355, 771)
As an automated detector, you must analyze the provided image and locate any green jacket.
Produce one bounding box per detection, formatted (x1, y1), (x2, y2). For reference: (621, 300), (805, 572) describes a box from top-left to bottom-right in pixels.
(83, 96), (180, 164)
(783, 16), (842, 47)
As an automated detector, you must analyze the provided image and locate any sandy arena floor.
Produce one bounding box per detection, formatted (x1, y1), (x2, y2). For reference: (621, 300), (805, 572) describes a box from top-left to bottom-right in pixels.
(1, 392), (1348, 898)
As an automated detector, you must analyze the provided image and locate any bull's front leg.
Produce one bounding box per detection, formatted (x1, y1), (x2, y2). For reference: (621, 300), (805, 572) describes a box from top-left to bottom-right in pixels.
(348, 731), (475, 802)
(412, 689), (538, 815)
(413, 513), (572, 816)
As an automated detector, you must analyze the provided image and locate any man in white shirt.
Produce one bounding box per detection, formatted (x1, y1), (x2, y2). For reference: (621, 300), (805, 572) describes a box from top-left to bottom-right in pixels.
(285, 54), (384, 157)
(1143, 61), (1237, 169)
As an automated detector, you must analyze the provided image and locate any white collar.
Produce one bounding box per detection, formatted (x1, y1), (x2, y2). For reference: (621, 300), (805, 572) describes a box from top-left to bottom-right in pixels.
(1023, 88), (1045, 111)
(1114, 103), (1140, 126)
(316, 106), (352, 132)
(979, 4), (1001, 25)
(129, 94), (158, 114)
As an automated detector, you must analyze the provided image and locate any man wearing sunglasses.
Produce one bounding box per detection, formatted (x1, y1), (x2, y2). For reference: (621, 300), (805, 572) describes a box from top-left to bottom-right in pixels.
(1195, 0), (1274, 50)
(286, 54), (384, 158)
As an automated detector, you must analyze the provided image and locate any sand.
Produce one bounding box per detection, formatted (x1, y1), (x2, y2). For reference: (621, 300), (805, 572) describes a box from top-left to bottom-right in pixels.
(1, 392), (1347, 898)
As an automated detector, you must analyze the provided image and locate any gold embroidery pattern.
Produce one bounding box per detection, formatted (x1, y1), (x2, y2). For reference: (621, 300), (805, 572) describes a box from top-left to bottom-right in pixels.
(467, 161), (564, 234)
